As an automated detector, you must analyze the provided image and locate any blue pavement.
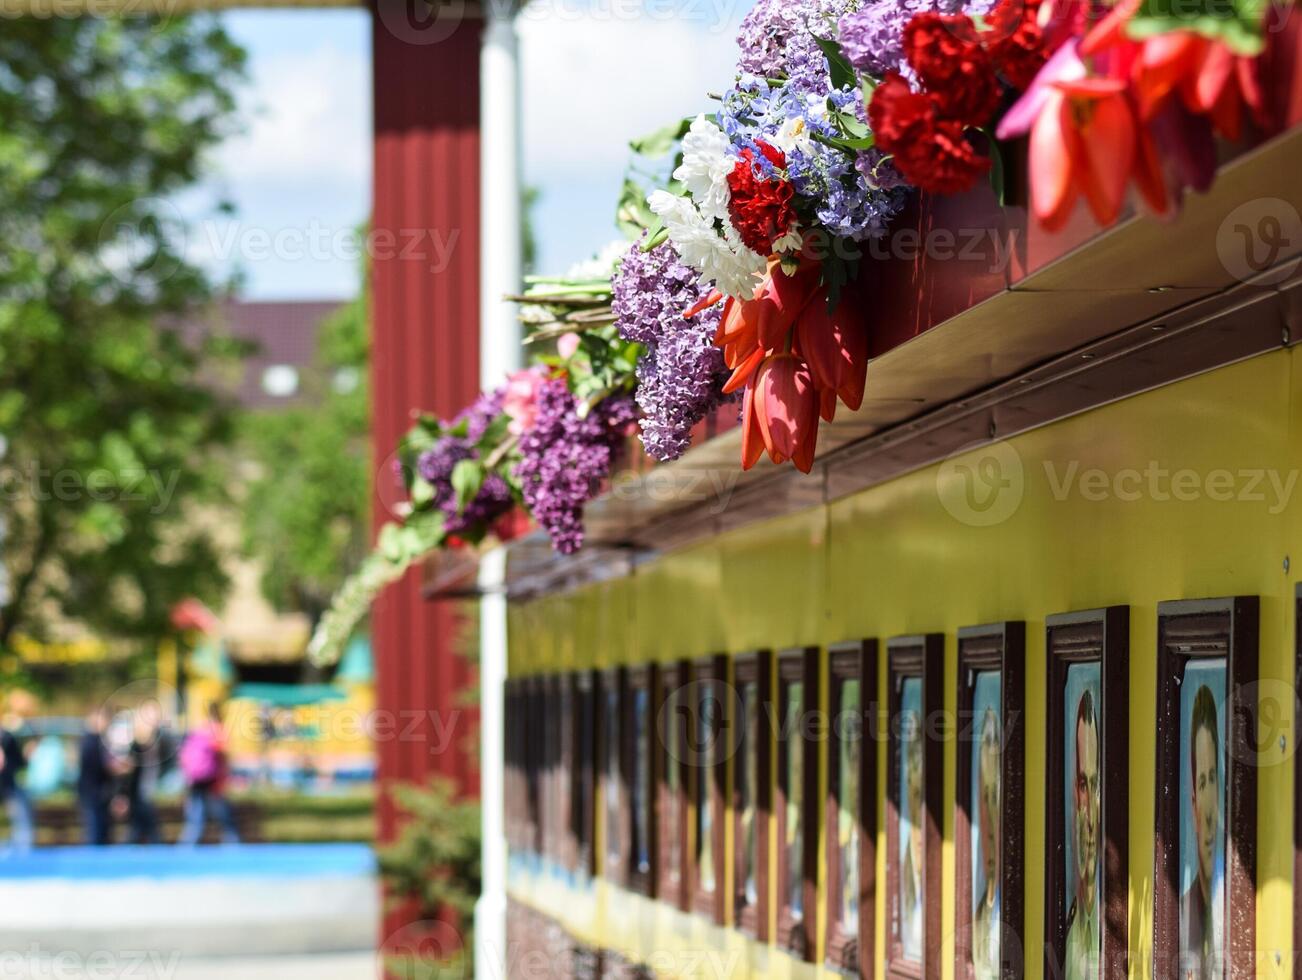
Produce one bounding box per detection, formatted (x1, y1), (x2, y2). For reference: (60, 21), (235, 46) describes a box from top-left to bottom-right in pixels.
(0, 843), (375, 880)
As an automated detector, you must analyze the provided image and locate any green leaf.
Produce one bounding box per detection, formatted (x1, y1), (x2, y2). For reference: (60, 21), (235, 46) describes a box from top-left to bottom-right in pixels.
(639, 216), (667, 250)
(1127, 0), (1268, 54)
(983, 129), (1006, 206)
(629, 117), (693, 157)
(813, 34), (857, 92)
(450, 458), (484, 511)
(410, 476), (435, 508)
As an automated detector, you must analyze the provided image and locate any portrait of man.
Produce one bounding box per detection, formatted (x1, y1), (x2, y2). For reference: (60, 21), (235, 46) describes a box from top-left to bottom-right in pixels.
(898, 677), (924, 961)
(1179, 678), (1225, 980)
(1064, 682), (1101, 980)
(971, 684), (1002, 980)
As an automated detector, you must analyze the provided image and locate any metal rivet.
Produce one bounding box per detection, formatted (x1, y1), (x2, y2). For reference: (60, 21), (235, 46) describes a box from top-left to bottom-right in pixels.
(1081, 353), (1095, 360)
(1280, 735), (1288, 753)
(1284, 556), (1291, 574)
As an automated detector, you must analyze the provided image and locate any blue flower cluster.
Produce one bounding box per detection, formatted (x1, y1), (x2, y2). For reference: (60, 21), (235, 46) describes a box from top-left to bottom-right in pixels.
(719, 77), (908, 244)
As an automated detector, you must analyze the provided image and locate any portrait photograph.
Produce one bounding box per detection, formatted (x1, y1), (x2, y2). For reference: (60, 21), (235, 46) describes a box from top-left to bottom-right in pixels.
(1177, 661), (1226, 980)
(897, 676), (924, 963)
(1062, 663), (1102, 980)
(969, 670), (1003, 980)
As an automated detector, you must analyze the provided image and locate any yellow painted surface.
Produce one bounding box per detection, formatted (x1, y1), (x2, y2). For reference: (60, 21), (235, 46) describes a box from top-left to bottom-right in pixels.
(506, 346), (1301, 979)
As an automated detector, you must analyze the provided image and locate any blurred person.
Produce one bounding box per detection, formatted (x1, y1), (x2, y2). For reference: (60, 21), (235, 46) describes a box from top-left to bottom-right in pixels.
(179, 702), (240, 845)
(125, 702), (173, 844)
(1, 693), (37, 851)
(77, 705), (116, 845)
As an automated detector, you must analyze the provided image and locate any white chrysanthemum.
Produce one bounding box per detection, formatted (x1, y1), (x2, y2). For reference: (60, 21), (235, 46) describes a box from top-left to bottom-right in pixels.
(648, 190), (765, 299)
(672, 114), (734, 223)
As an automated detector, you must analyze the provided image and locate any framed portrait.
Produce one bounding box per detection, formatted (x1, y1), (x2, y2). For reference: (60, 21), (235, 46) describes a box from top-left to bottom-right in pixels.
(626, 664), (657, 896)
(1043, 608), (1129, 980)
(776, 646), (819, 961)
(955, 622), (1025, 980)
(690, 654), (727, 924)
(570, 671), (597, 880)
(825, 639), (878, 977)
(733, 652), (773, 939)
(1153, 598), (1258, 980)
(599, 667), (627, 884)
(887, 635), (943, 980)
(655, 660), (689, 908)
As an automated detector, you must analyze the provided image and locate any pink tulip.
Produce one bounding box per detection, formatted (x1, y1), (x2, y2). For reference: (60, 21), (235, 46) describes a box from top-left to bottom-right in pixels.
(502, 365), (548, 436)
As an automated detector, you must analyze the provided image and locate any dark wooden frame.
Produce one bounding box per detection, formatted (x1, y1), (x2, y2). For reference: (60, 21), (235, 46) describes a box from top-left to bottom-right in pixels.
(598, 666), (628, 886)
(776, 646), (819, 961)
(733, 652), (773, 939)
(1043, 608), (1129, 980)
(954, 622), (1025, 980)
(570, 671), (597, 879)
(689, 654), (727, 925)
(1152, 597), (1258, 980)
(825, 640), (878, 977)
(655, 660), (690, 909)
(625, 664), (657, 896)
(886, 635), (944, 980)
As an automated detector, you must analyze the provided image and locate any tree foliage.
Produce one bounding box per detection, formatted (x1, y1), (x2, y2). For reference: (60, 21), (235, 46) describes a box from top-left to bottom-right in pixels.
(0, 19), (247, 652)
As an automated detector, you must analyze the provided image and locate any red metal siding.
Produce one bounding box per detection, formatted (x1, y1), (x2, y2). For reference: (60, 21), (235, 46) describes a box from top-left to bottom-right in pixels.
(370, 2), (482, 865)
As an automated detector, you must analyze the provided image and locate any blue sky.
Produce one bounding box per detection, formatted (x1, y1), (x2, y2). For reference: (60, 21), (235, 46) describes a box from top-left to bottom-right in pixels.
(193, 3), (753, 300)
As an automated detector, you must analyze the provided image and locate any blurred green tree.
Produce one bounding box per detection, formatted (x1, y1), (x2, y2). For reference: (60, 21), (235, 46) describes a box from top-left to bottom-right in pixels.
(0, 20), (246, 653)
(239, 285), (371, 623)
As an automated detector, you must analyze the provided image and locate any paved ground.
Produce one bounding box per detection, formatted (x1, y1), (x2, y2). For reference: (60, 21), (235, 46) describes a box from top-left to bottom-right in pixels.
(15, 952), (376, 979)
(171, 952), (376, 979)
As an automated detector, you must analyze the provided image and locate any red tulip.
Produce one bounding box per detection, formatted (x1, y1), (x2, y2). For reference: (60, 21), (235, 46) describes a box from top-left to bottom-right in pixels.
(754, 354), (819, 472)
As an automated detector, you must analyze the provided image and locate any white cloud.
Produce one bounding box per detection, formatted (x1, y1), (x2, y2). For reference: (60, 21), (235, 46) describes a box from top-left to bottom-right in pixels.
(215, 41), (371, 191)
(519, 11), (745, 173)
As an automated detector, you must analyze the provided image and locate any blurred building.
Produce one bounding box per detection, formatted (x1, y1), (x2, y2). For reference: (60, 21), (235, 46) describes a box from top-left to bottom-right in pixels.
(181, 298), (375, 789)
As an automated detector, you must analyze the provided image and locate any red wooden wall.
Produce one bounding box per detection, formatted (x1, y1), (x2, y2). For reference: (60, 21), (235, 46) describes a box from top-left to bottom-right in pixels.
(369, 0), (483, 939)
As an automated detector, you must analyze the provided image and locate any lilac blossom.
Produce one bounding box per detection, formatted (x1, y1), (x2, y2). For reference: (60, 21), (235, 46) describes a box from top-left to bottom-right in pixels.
(612, 238), (733, 463)
(514, 380), (637, 555)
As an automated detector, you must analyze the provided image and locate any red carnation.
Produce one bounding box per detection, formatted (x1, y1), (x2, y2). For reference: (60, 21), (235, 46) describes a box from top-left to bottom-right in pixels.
(726, 147), (797, 256)
(867, 73), (935, 150)
(892, 118), (992, 195)
(869, 75), (990, 195)
(903, 13), (1002, 126)
(988, 15), (1048, 91)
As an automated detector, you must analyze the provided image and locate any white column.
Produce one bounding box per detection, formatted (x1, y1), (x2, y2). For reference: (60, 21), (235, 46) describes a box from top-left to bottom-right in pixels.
(475, 3), (522, 978)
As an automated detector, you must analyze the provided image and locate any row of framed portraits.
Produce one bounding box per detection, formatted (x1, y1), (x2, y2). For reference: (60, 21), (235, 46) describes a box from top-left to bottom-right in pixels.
(504, 596), (1270, 980)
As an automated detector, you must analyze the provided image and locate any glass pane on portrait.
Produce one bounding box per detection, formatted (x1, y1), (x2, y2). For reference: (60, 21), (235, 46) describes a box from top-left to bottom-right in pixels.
(1178, 659), (1226, 980)
(839, 677), (861, 931)
(1063, 662), (1102, 980)
(970, 670), (1002, 980)
(633, 686), (650, 876)
(740, 680), (758, 907)
(786, 680), (804, 917)
(898, 676), (924, 962)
